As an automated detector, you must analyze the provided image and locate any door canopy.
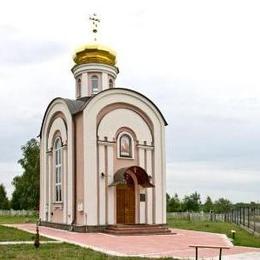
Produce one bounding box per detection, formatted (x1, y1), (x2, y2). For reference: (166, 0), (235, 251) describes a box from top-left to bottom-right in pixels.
(109, 166), (154, 188)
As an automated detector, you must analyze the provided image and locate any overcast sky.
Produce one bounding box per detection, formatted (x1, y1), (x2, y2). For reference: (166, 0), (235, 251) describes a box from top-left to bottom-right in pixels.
(0, 0), (259, 203)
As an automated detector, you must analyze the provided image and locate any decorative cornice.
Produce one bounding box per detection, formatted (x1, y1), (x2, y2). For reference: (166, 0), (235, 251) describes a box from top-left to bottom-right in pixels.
(98, 140), (115, 146)
(137, 144), (154, 150)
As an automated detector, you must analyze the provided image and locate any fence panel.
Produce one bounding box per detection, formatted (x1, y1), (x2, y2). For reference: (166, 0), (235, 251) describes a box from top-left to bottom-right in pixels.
(0, 210), (37, 216)
(225, 207), (260, 236)
(167, 212), (225, 222)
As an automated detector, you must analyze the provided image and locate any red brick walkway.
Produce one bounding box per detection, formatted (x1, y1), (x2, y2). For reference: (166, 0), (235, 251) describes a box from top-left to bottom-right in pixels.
(8, 224), (260, 259)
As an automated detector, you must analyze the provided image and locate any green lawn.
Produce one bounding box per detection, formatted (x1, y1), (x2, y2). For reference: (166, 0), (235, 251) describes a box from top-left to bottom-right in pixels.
(0, 225), (49, 242)
(0, 215), (38, 224)
(168, 217), (260, 248)
(0, 243), (174, 260)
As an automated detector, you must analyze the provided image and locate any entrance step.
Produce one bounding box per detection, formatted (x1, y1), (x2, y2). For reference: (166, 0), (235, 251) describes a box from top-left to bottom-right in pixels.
(104, 224), (173, 236)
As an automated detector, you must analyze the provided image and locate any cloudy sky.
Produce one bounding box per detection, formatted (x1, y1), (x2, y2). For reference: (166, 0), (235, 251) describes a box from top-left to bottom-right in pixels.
(0, 0), (259, 203)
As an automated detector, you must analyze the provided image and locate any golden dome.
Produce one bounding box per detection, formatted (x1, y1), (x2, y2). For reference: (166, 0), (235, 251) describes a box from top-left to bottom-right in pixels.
(73, 42), (116, 66)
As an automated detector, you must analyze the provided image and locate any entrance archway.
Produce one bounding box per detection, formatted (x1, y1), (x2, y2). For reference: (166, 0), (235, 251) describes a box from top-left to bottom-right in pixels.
(110, 166), (154, 225)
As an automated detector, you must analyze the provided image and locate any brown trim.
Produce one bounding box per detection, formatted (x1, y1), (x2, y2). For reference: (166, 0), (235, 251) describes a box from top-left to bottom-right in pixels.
(46, 112), (68, 148)
(97, 103), (154, 144)
(51, 131), (62, 148)
(115, 127), (138, 142)
(86, 88), (168, 126)
(39, 99), (68, 138)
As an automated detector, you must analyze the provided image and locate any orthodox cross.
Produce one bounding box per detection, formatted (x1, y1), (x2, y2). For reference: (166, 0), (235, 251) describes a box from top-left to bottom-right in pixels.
(89, 13), (100, 41)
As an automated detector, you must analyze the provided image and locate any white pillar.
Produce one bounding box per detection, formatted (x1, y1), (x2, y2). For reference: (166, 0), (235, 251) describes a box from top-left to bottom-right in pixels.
(107, 144), (115, 225)
(101, 72), (108, 90)
(161, 127), (167, 224)
(98, 144), (106, 225)
(146, 149), (153, 224)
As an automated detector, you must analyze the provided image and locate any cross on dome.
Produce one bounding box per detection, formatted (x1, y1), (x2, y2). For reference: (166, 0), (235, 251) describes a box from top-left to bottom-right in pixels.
(89, 13), (100, 41)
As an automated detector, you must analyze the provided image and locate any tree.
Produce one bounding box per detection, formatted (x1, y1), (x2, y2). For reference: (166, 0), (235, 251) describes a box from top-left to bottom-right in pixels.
(167, 193), (182, 212)
(11, 138), (40, 210)
(183, 192), (201, 212)
(214, 198), (232, 213)
(203, 196), (213, 212)
(0, 184), (10, 209)
(166, 193), (170, 206)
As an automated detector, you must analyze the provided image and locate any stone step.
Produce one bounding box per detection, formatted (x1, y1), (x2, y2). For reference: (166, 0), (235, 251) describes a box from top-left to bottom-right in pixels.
(104, 224), (172, 236)
(106, 224), (166, 229)
(106, 226), (169, 232)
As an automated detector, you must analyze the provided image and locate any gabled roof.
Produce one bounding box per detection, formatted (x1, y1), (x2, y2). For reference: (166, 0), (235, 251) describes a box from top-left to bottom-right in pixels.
(39, 88), (167, 137)
(63, 96), (91, 114)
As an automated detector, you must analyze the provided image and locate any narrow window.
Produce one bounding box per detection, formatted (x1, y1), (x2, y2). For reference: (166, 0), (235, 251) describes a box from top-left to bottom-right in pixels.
(119, 134), (132, 158)
(77, 78), (81, 98)
(109, 79), (113, 88)
(54, 138), (62, 202)
(91, 75), (99, 94)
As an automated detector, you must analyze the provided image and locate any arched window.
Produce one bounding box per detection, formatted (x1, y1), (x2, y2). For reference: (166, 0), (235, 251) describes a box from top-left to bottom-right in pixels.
(54, 137), (62, 202)
(77, 78), (81, 98)
(119, 134), (132, 158)
(91, 75), (99, 94)
(109, 79), (113, 88)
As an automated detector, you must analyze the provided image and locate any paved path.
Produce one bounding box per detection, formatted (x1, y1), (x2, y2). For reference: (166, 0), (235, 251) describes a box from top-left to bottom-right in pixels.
(7, 224), (260, 259)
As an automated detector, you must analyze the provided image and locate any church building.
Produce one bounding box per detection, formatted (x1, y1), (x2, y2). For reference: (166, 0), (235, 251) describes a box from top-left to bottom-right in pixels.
(39, 16), (168, 232)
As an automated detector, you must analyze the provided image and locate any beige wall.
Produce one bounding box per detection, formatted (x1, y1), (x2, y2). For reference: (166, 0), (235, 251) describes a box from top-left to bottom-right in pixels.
(51, 206), (63, 223)
(75, 113), (85, 225)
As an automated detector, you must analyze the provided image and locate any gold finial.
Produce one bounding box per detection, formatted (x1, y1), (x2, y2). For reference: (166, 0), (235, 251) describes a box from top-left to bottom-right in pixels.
(89, 13), (100, 42)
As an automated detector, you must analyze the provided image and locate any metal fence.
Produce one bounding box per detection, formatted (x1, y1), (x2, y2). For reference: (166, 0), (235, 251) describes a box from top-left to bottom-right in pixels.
(0, 210), (37, 216)
(224, 207), (260, 235)
(167, 212), (225, 222)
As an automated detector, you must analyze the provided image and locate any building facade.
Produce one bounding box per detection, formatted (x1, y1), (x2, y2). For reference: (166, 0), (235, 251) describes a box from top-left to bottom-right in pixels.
(39, 39), (167, 231)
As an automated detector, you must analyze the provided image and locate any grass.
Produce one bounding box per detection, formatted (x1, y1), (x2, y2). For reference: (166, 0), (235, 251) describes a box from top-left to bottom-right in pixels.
(0, 215), (49, 242)
(0, 215), (38, 224)
(0, 225), (49, 242)
(0, 243), (175, 260)
(168, 217), (260, 248)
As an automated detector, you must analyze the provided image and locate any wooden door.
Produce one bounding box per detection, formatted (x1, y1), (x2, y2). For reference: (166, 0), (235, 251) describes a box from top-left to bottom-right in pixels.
(116, 184), (135, 224)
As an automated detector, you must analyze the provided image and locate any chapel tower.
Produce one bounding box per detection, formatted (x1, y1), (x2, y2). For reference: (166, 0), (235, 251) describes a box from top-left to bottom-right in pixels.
(71, 14), (119, 98)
